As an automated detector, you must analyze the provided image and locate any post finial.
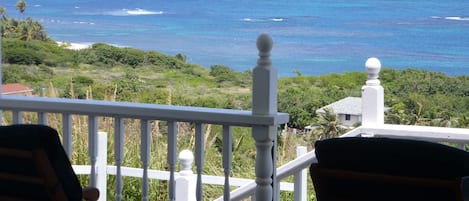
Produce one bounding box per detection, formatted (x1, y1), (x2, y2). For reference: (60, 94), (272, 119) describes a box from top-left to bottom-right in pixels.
(365, 57), (381, 86)
(257, 34), (273, 56)
(179, 150), (194, 173)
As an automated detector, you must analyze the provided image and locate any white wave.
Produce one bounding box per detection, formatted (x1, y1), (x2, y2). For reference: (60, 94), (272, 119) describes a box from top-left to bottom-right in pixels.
(73, 21), (95, 25)
(127, 8), (163, 15)
(242, 17), (285, 22)
(242, 18), (264, 22)
(271, 18), (285, 22)
(445, 16), (469, 21)
(106, 8), (163, 16)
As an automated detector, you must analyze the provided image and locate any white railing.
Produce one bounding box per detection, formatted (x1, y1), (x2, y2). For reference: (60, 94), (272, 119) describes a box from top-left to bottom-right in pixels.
(0, 34), (289, 201)
(2, 32), (469, 201)
(72, 131), (310, 201)
(221, 146), (314, 201)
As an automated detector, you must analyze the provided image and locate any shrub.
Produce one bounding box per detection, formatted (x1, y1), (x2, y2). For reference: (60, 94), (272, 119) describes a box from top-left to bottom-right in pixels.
(3, 47), (44, 65)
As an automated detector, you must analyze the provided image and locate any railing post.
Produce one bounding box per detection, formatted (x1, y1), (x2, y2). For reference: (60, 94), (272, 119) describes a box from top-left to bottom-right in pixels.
(361, 58), (384, 126)
(252, 33), (278, 201)
(293, 146), (307, 201)
(96, 131), (108, 201)
(176, 150), (196, 201)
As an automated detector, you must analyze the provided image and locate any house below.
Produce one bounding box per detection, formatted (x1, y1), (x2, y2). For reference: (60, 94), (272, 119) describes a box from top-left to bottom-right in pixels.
(1, 83), (34, 96)
(316, 97), (362, 127)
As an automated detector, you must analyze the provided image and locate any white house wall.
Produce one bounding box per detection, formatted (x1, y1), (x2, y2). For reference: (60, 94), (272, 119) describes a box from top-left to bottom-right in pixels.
(338, 114), (361, 127)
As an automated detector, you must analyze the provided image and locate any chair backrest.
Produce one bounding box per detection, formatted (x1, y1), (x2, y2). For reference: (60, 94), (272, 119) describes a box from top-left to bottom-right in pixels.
(0, 124), (83, 201)
(310, 137), (469, 201)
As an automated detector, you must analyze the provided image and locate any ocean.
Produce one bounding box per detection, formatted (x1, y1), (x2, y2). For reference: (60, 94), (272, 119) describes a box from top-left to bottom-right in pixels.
(2, 0), (469, 77)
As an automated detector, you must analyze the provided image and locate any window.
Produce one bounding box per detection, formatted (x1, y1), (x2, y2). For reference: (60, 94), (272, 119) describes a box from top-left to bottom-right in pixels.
(345, 114), (351, 121)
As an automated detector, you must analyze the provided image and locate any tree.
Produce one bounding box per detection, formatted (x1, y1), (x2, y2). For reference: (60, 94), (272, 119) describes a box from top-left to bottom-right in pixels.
(209, 65), (239, 85)
(19, 17), (34, 41)
(175, 53), (187, 63)
(0, 6), (6, 18)
(16, 0), (27, 17)
(1, 6), (8, 37)
(314, 107), (344, 140)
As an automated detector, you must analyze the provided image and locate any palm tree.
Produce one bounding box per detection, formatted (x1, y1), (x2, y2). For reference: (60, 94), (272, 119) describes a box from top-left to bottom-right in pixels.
(16, 0), (27, 18)
(2, 18), (20, 38)
(0, 6), (6, 18)
(18, 17), (47, 41)
(314, 107), (343, 140)
(19, 18), (34, 40)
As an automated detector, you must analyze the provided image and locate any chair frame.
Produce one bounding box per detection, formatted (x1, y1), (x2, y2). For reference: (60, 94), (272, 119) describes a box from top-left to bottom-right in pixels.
(0, 125), (99, 201)
(310, 137), (469, 201)
(311, 163), (467, 201)
(0, 147), (69, 200)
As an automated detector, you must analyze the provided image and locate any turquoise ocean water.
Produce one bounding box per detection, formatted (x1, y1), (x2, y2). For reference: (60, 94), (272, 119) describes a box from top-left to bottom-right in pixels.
(2, 0), (469, 77)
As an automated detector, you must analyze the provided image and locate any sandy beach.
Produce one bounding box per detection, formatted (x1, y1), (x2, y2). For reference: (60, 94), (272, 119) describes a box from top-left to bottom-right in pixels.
(56, 41), (92, 50)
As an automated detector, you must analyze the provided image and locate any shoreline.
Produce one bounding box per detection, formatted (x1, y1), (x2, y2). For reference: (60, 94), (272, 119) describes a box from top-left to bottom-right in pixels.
(56, 41), (92, 50)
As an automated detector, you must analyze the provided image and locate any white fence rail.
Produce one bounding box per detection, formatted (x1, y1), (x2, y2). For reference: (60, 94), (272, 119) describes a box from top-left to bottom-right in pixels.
(71, 131), (309, 201)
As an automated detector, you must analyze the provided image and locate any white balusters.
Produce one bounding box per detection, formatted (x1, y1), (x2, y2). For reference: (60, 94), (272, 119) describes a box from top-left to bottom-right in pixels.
(12, 110), (22, 124)
(195, 123), (205, 201)
(62, 113), (73, 158)
(167, 121), (178, 201)
(140, 119), (151, 201)
(222, 125), (232, 201)
(97, 132), (108, 201)
(37, 112), (48, 125)
(114, 117), (125, 201)
(88, 115), (99, 187)
(293, 147), (307, 201)
(252, 34), (278, 201)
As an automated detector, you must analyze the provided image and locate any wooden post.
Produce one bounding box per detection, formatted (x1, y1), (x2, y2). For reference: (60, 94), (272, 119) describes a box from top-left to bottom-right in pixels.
(361, 58), (384, 126)
(252, 34), (278, 201)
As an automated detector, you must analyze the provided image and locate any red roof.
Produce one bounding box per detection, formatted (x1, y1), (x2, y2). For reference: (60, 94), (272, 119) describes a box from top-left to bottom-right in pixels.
(2, 83), (33, 94)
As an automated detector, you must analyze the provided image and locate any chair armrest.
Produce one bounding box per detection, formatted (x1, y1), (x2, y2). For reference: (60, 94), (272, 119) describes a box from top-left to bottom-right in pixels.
(82, 187), (100, 201)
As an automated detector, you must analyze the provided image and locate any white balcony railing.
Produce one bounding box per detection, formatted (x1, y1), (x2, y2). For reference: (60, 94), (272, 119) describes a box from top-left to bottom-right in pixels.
(2, 33), (469, 201)
(0, 34), (290, 201)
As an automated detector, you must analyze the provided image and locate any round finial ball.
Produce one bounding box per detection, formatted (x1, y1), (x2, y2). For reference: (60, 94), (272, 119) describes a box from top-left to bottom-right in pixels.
(366, 57), (381, 70)
(257, 34), (273, 53)
(179, 149), (194, 162)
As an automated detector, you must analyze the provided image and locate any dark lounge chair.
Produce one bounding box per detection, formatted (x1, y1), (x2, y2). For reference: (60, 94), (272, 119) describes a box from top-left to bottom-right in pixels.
(0, 124), (99, 201)
(310, 137), (469, 201)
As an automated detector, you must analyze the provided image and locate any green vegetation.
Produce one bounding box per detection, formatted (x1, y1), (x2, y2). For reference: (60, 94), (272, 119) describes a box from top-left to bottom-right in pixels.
(2, 9), (469, 200)
(2, 1), (48, 42)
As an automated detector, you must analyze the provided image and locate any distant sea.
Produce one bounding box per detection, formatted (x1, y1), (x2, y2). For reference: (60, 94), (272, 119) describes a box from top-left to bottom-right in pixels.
(2, 0), (469, 77)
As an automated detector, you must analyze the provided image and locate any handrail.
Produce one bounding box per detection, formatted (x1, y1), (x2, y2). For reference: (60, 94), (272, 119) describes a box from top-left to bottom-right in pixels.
(0, 95), (288, 127)
(358, 124), (469, 143)
(340, 124), (469, 144)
